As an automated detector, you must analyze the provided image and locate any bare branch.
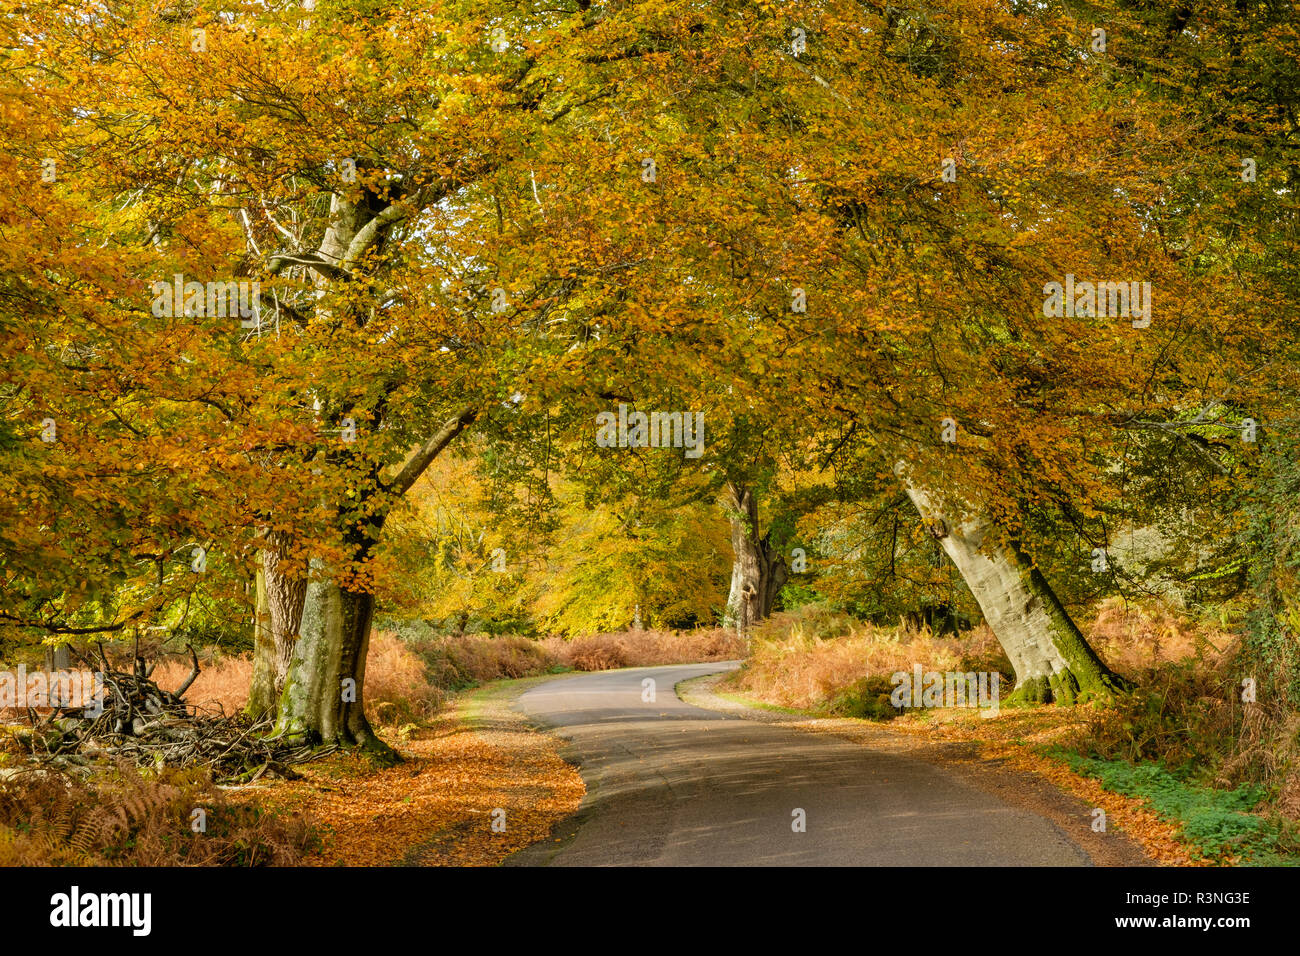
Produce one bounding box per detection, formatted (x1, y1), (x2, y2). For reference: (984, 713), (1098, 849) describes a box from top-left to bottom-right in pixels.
(174, 645), (201, 699)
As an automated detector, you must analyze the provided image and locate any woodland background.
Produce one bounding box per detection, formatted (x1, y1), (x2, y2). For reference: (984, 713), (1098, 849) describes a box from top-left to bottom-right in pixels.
(2, 0), (1300, 865)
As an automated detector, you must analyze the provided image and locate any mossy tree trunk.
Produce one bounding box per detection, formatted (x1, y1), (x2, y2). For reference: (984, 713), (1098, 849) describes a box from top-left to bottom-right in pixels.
(723, 483), (789, 636)
(264, 403), (472, 760)
(247, 531), (309, 719)
(274, 559), (392, 759)
(899, 468), (1128, 705)
(255, 186), (473, 760)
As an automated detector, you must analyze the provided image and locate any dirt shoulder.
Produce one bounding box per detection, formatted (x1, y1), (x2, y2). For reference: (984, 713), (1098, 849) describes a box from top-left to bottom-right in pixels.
(677, 672), (1197, 867)
(244, 674), (584, 866)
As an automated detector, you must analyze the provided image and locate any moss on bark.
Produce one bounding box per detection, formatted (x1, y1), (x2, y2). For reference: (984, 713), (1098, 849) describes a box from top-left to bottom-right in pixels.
(272, 574), (400, 765)
(1002, 548), (1132, 706)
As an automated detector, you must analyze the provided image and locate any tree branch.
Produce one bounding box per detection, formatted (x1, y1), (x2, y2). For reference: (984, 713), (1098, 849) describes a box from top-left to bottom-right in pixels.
(266, 252), (351, 282)
(384, 407), (478, 496)
(339, 202), (410, 276)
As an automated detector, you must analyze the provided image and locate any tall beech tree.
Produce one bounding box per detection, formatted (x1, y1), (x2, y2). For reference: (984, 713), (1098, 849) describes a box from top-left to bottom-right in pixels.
(602, 0), (1265, 701)
(18, 0), (750, 751)
(722, 483), (789, 635)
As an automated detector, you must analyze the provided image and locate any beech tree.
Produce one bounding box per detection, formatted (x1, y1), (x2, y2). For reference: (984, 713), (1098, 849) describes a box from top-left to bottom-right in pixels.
(599, 0), (1263, 701)
(1101, 0), (1300, 698)
(722, 483), (789, 635)
(18, 0), (742, 752)
(1, 7), (306, 659)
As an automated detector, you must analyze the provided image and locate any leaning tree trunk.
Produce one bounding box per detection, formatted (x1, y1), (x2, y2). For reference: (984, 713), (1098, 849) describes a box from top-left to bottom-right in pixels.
(898, 467), (1128, 705)
(723, 484), (789, 635)
(274, 561), (392, 760)
(247, 530), (308, 719)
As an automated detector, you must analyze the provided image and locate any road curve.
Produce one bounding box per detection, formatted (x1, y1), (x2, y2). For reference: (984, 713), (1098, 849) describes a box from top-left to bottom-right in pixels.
(506, 663), (1091, 867)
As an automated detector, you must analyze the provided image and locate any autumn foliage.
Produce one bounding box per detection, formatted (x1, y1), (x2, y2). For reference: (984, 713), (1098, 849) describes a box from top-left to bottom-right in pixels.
(3, 0), (1300, 866)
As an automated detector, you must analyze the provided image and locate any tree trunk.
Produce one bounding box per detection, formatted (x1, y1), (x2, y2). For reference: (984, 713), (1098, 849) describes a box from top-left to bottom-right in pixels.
(898, 467), (1128, 705)
(246, 567), (276, 719)
(43, 643), (70, 672)
(265, 550), (305, 699)
(253, 183), (456, 760)
(266, 192), (387, 754)
(723, 484), (789, 635)
(248, 530), (308, 718)
(274, 561), (394, 761)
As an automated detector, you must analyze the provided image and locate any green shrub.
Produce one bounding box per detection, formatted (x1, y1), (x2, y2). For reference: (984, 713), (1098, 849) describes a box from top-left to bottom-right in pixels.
(825, 675), (904, 721)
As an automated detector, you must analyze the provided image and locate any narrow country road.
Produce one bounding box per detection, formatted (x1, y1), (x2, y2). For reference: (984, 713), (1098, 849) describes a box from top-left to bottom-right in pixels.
(507, 663), (1092, 867)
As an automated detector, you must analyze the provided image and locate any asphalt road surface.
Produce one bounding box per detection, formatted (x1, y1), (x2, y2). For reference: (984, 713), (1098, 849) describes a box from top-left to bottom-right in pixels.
(507, 663), (1091, 867)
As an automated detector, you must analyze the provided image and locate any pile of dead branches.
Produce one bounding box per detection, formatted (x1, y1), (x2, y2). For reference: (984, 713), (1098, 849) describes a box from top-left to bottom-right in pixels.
(13, 643), (332, 783)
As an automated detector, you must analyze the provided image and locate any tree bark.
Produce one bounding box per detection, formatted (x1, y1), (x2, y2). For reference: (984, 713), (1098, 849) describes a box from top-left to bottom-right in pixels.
(274, 563), (390, 759)
(250, 530), (308, 703)
(43, 643), (71, 671)
(898, 465), (1128, 704)
(246, 567), (276, 719)
(723, 484), (789, 635)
